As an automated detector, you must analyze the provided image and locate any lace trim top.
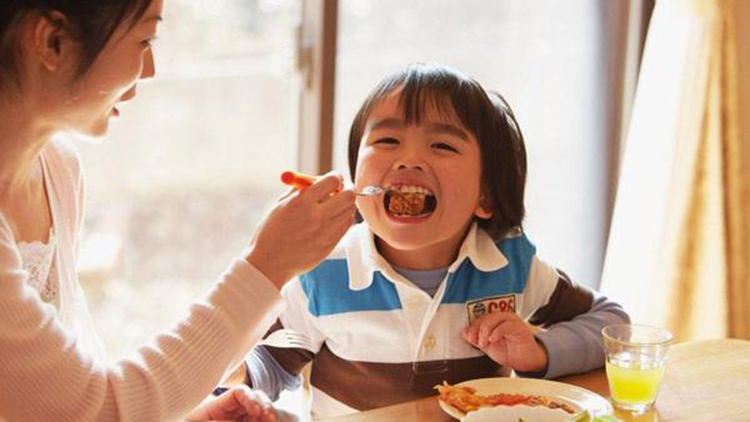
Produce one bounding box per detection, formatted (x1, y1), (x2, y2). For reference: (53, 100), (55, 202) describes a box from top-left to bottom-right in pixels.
(17, 228), (59, 304)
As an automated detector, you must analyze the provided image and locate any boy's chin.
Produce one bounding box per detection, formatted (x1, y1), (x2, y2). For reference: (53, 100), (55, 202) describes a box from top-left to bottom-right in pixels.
(374, 231), (433, 251)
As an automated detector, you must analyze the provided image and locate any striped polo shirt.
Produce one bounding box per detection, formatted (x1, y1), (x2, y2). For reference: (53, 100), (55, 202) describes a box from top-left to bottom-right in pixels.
(265, 222), (593, 420)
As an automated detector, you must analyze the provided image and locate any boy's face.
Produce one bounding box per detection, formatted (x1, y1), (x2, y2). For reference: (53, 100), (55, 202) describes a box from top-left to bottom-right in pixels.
(355, 90), (492, 270)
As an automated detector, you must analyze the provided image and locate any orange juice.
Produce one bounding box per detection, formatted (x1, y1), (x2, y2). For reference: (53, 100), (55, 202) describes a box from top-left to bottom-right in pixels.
(606, 360), (665, 405)
(602, 324), (672, 412)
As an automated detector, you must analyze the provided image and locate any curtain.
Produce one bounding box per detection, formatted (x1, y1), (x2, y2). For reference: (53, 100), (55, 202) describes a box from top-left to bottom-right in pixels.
(600, 0), (749, 341)
(726, 0), (750, 340)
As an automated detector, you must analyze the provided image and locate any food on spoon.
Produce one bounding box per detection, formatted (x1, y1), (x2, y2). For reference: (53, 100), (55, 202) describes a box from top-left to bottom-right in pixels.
(385, 186), (436, 217)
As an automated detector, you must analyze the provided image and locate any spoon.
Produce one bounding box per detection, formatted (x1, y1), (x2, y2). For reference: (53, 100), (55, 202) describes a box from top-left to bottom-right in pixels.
(280, 170), (388, 197)
(357, 185), (387, 196)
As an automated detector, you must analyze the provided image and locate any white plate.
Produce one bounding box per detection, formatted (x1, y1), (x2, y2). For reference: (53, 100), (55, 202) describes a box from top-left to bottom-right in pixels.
(438, 377), (612, 420)
(460, 405), (573, 422)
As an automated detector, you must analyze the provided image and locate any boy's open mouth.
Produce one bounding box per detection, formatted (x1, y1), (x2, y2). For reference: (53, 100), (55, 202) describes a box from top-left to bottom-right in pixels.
(384, 185), (437, 218)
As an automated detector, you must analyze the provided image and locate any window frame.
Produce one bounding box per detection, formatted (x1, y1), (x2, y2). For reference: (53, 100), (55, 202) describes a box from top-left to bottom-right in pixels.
(296, 0), (339, 174)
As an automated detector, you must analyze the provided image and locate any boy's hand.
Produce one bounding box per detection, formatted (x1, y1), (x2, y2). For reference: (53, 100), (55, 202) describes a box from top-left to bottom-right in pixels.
(186, 385), (276, 422)
(461, 312), (548, 373)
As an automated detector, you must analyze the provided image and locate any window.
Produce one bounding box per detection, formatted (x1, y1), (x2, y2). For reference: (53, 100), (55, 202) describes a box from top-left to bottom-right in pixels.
(76, 0), (635, 387)
(334, 0), (627, 287)
(77, 0), (299, 358)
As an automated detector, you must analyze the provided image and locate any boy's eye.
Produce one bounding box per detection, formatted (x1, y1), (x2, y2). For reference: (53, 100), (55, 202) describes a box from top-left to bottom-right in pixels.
(374, 137), (399, 145)
(433, 142), (459, 153)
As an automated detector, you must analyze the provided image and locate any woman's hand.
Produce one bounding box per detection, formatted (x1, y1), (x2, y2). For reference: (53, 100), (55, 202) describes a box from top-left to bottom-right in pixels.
(245, 172), (357, 288)
(461, 312), (548, 373)
(186, 385), (276, 422)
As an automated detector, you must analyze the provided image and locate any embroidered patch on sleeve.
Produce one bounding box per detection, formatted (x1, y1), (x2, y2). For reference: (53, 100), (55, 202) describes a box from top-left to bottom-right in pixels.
(466, 295), (516, 324)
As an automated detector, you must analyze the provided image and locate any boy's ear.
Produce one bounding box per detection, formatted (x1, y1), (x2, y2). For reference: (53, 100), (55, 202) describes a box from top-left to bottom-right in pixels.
(474, 196), (493, 219)
(30, 11), (72, 72)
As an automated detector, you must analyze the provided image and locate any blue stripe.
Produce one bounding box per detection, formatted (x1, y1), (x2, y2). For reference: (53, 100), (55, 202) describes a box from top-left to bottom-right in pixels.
(442, 234), (536, 304)
(300, 260), (402, 316)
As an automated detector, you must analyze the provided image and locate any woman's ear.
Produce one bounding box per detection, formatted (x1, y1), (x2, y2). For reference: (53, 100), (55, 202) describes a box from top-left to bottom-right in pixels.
(30, 11), (71, 72)
(474, 195), (493, 219)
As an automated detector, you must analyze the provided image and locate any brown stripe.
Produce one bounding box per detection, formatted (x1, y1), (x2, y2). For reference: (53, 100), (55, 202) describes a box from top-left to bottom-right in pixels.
(529, 269), (594, 328)
(310, 344), (503, 411)
(260, 320), (315, 376)
(262, 319), (284, 338)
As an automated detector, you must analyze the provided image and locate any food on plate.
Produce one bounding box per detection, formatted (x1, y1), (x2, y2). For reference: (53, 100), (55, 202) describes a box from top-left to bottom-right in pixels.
(435, 381), (578, 415)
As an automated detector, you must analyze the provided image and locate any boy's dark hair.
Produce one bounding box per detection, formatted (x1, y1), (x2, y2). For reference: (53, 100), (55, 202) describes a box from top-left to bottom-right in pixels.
(0, 0), (154, 92)
(347, 63), (527, 239)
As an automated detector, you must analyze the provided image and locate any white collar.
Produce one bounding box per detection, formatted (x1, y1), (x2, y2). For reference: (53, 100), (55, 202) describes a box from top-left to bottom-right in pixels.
(344, 222), (510, 291)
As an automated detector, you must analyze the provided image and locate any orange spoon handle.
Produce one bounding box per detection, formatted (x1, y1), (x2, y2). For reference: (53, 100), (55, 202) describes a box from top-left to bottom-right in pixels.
(280, 170), (316, 190)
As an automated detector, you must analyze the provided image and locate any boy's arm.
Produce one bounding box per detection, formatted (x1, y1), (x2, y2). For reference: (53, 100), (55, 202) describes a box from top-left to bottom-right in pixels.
(528, 269), (594, 328)
(241, 278), (325, 400)
(531, 292), (630, 379)
(244, 343), (306, 401)
(519, 258), (630, 379)
(218, 322), (312, 401)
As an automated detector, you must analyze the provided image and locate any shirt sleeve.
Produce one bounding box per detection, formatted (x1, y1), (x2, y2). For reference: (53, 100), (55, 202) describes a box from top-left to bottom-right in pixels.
(530, 292), (630, 379)
(245, 345), (302, 401)
(277, 278), (328, 353)
(243, 278), (324, 387)
(517, 256), (557, 319)
(0, 215), (284, 422)
(516, 254), (630, 379)
(243, 277), (326, 401)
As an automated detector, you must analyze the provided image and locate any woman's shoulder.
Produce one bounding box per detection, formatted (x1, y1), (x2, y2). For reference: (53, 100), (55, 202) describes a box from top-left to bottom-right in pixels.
(0, 213), (23, 271)
(41, 137), (86, 235)
(43, 137), (83, 175)
(41, 137), (85, 203)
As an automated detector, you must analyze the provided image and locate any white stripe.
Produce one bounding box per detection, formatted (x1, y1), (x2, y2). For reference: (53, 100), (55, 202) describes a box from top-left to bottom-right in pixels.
(317, 310), (414, 362)
(314, 304), (497, 363)
(519, 256), (560, 320)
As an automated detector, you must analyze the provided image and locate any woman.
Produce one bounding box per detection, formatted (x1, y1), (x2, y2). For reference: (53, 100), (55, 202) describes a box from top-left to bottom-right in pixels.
(0, 1), (357, 421)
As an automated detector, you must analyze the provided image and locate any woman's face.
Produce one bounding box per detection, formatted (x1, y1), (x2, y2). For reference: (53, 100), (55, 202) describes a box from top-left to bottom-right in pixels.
(61, 0), (164, 137)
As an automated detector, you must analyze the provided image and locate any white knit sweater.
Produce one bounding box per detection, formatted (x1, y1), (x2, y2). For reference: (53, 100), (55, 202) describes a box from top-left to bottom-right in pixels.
(0, 138), (283, 422)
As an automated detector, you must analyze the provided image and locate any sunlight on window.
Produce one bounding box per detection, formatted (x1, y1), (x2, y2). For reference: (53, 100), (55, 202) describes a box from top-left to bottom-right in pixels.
(76, 0), (298, 360)
(335, 0), (610, 288)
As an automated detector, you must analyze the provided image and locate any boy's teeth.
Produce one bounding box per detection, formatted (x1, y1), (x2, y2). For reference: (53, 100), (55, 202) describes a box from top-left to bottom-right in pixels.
(393, 185), (431, 195)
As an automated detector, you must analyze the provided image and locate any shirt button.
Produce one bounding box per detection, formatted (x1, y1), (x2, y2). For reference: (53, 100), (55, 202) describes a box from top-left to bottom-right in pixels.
(424, 334), (437, 351)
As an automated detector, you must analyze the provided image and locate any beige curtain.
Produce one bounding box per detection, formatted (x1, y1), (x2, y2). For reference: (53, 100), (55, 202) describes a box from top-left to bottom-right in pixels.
(600, 0), (750, 341)
(726, 0), (750, 340)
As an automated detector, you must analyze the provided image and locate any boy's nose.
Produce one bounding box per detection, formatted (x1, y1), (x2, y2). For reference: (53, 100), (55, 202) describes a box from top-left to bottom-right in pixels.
(393, 145), (428, 171)
(394, 153), (427, 171)
(396, 162), (425, 171)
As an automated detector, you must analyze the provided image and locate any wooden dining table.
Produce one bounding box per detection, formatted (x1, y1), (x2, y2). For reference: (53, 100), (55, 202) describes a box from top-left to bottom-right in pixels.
(317, 339), (750, 422)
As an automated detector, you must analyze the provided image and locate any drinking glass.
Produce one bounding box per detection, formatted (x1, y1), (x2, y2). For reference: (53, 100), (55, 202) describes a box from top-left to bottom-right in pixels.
(602, 324), (673, 413)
